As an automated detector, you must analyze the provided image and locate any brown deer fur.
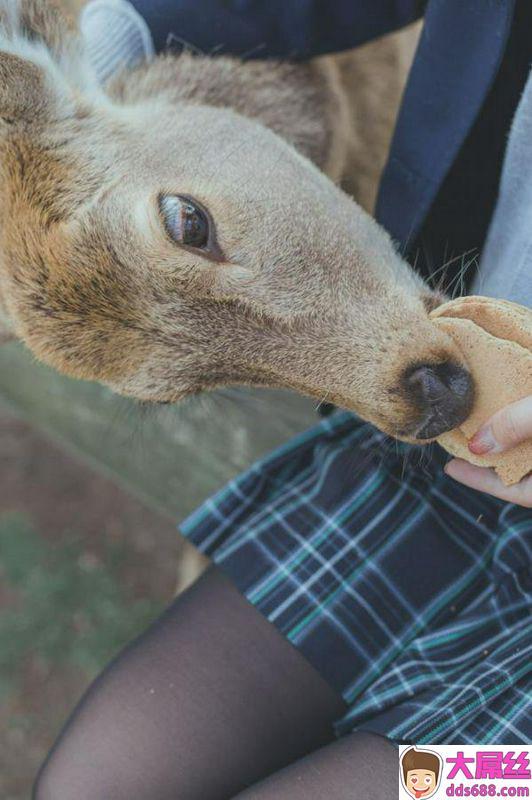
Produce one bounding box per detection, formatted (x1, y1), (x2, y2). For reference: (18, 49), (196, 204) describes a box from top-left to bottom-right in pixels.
(0, 1), (466, 440)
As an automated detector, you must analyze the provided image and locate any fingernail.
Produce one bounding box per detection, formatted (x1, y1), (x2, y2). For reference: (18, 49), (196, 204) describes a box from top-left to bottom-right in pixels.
(469, 425), (500, 455)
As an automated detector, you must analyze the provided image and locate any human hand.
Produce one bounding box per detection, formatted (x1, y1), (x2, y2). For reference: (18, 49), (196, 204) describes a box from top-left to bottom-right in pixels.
(444, 395), (532, 508)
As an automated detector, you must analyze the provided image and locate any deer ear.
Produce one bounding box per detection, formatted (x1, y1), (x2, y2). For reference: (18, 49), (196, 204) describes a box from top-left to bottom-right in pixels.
(0, 1), (95, 127)
(0, 51), (51, 125)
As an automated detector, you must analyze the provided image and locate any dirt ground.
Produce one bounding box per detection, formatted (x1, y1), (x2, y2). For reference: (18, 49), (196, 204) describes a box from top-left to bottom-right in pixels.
(0, 409), (187, 800)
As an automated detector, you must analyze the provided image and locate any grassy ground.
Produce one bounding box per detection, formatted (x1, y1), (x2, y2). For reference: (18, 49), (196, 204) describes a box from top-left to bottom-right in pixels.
(0, 410), (186, 800)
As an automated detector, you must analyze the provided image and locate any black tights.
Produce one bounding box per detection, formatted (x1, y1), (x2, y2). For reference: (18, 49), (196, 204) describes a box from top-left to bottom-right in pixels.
(34, 567), (398, 799)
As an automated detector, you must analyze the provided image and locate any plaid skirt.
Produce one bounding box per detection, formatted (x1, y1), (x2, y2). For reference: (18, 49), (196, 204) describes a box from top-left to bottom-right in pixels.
(181, 412), (532, 745)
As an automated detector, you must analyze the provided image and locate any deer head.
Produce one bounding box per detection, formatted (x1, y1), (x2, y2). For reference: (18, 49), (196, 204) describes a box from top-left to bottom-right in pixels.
(0, 0), (473, 440)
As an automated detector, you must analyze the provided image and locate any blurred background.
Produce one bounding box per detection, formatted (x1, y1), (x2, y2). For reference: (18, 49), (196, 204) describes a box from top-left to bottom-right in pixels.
(0, 409), (191, 798)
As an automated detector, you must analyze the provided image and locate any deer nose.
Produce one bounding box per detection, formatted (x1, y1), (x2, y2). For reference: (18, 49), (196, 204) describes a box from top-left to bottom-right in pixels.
(404, 362), (474, 439)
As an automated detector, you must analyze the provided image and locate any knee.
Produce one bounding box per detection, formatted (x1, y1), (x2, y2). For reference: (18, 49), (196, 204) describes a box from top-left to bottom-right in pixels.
(349, 730), (396, 754)
(33, 758), (70, 800)
(33, 765), (78, 800)
(33, 751), (114, 800)
(33, 770), (54, 800)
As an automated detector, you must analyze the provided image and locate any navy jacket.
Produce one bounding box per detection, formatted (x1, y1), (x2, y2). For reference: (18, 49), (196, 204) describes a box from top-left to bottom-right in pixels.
(131, 0), (516, 251)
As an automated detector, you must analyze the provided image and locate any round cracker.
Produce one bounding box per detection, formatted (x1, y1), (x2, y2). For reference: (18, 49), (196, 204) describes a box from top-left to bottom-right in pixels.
(432, 295), (532, 351)
(430, 297), (532, 486)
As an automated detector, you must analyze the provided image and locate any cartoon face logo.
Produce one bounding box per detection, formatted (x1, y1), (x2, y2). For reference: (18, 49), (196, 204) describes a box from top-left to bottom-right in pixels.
(400, 747), (442, 799)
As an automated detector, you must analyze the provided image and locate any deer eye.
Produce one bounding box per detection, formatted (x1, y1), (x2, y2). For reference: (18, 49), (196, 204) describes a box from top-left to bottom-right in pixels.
(159, 194), (210, 248)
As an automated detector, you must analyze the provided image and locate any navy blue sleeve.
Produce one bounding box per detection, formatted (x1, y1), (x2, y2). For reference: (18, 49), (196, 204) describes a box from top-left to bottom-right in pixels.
(130, 0), (425, 60)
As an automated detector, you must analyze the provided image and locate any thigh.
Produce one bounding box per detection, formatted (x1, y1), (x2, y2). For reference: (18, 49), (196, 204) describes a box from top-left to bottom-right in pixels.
(34, 566), (345, 800)
(233, 731), (398, 799)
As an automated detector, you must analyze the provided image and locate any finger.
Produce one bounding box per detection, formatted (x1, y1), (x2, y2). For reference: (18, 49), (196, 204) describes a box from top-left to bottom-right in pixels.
(444, 459), (532, 508)
(469, 395), (532, 455)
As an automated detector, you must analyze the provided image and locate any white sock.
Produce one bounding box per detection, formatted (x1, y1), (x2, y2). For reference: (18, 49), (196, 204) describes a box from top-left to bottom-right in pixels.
(80, 0), (155, 85)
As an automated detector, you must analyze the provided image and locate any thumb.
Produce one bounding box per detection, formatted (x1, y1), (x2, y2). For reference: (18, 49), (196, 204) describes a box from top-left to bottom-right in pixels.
(469, 395), (532, 455)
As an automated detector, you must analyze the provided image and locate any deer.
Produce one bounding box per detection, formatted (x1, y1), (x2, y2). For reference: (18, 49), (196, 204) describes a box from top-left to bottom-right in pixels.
(0, 0), (474, 442)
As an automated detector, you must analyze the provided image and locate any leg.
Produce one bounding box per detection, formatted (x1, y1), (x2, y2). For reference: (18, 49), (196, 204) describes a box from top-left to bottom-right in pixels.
(34, 566), (345, 800)
(232, 731), (398, 799)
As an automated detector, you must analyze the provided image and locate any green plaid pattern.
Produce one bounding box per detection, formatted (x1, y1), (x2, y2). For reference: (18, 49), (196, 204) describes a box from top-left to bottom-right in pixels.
(181, 412), (532, 745)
